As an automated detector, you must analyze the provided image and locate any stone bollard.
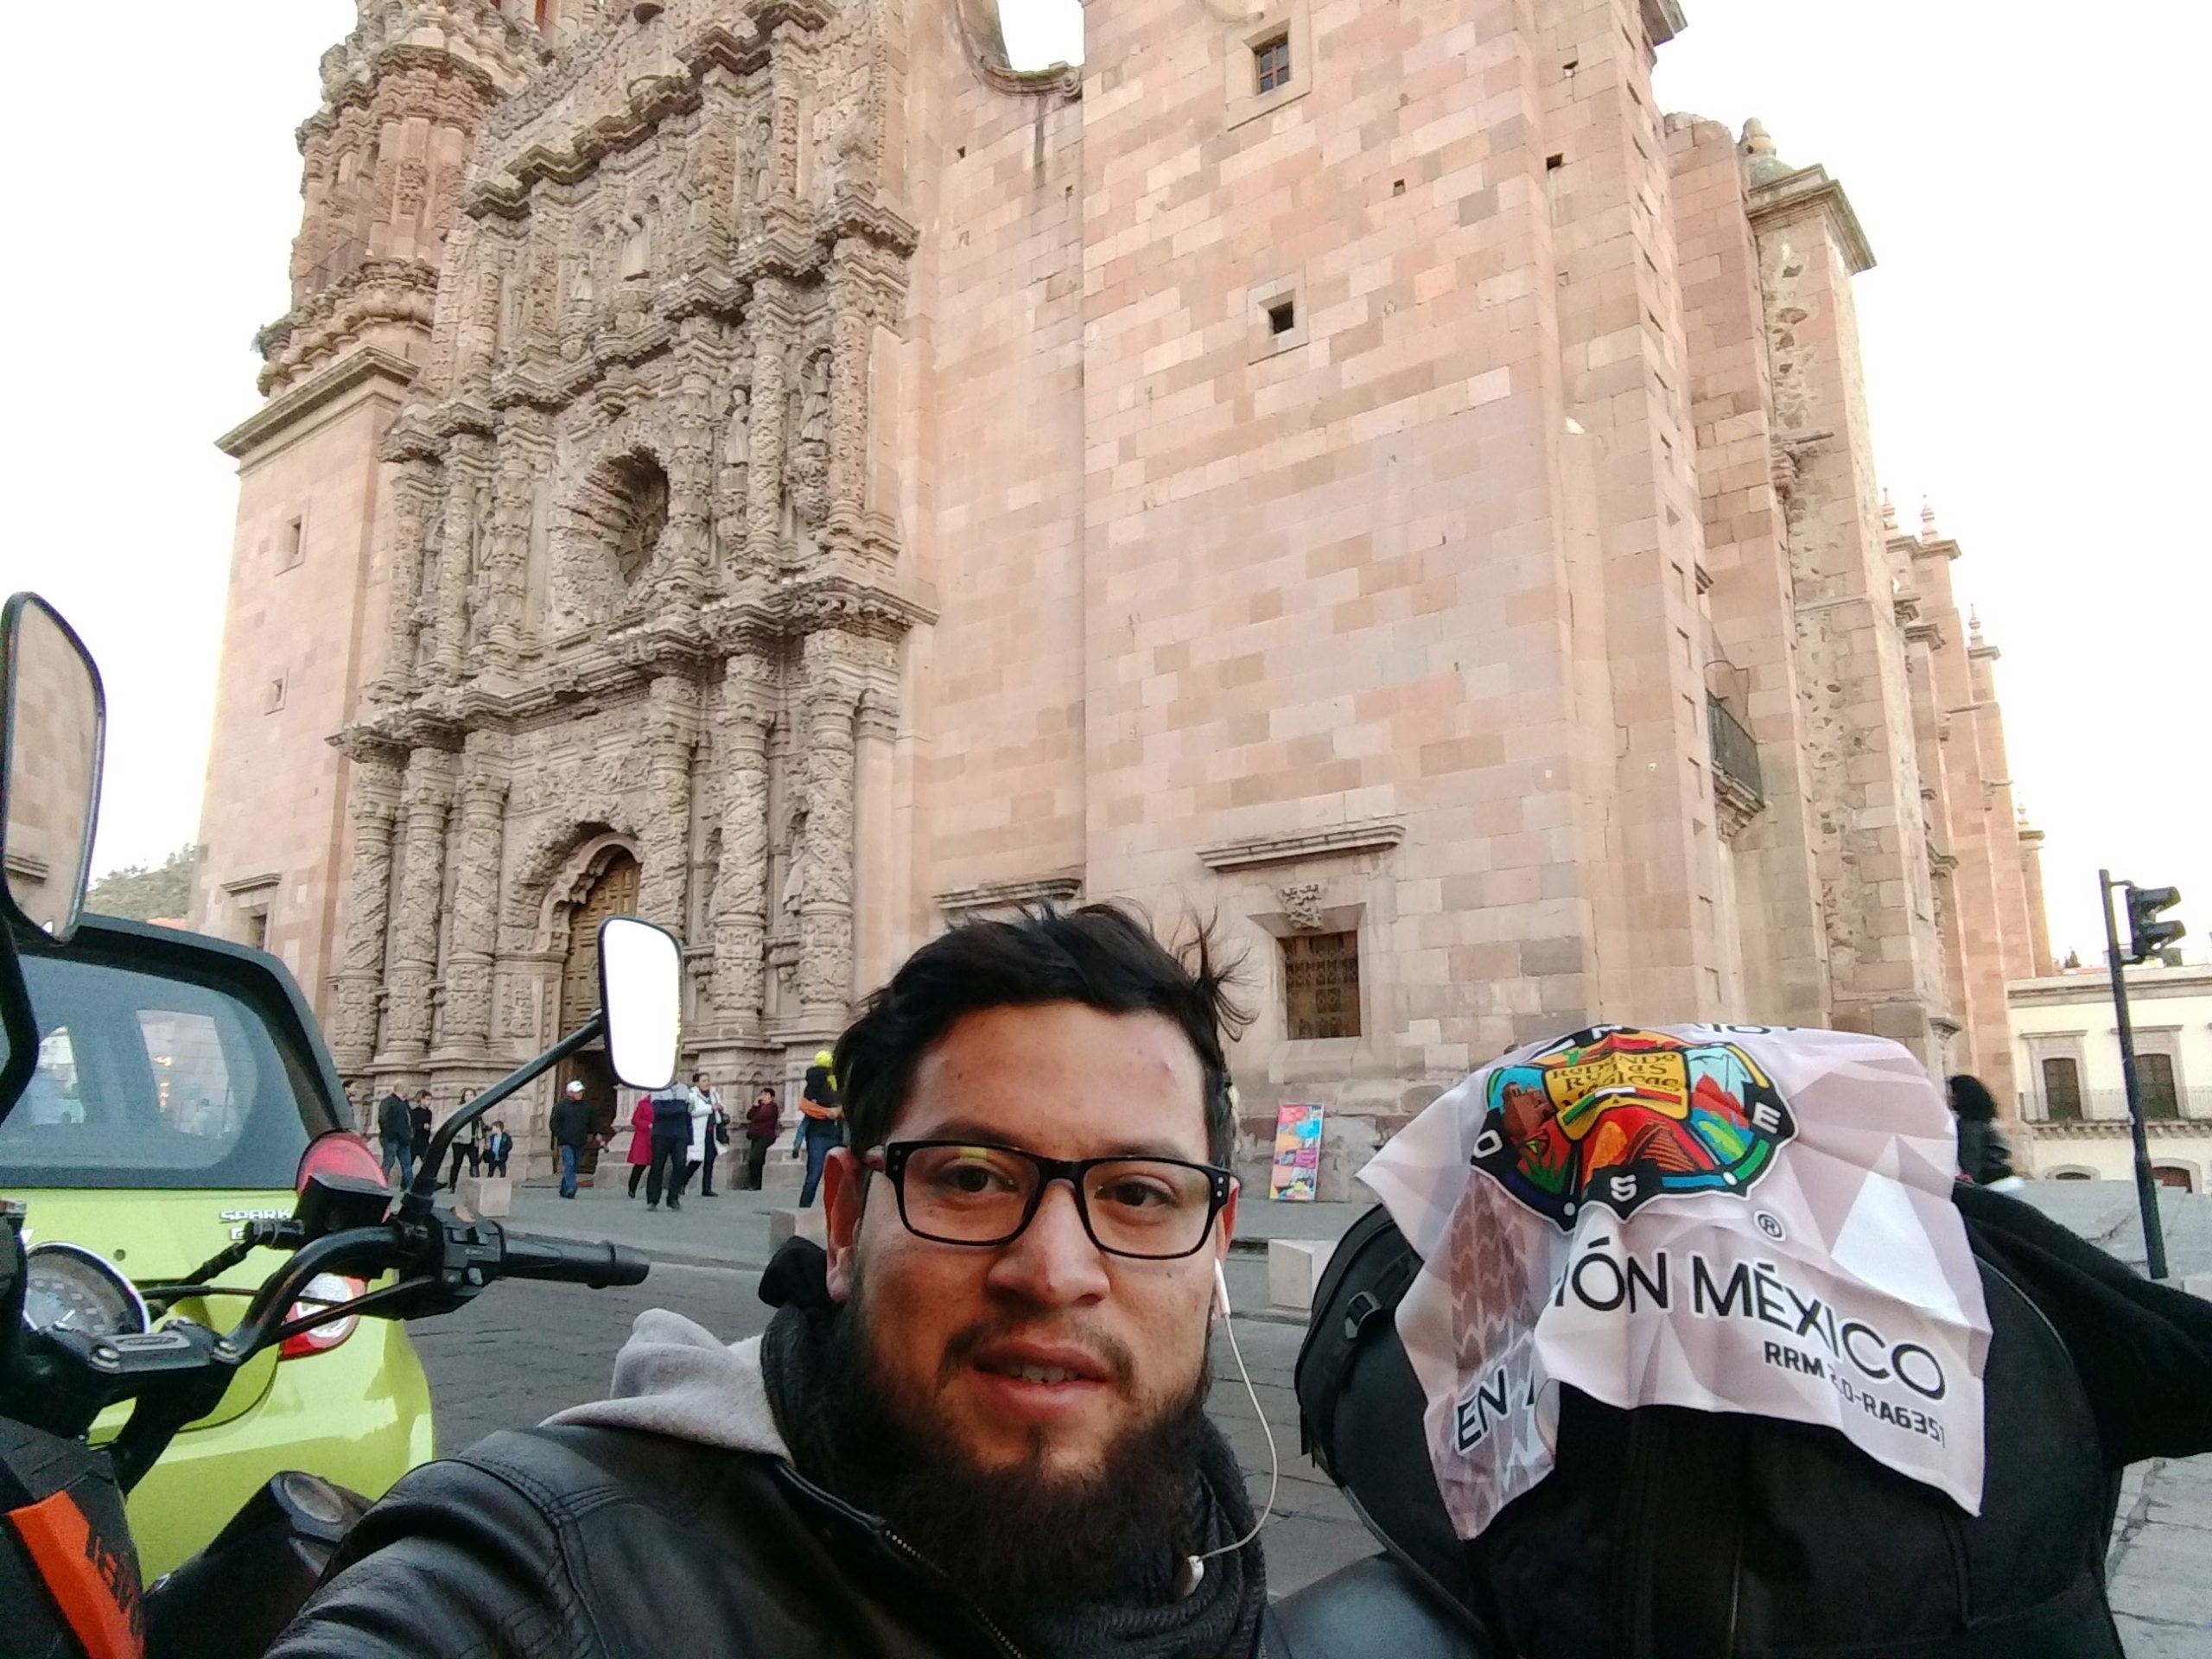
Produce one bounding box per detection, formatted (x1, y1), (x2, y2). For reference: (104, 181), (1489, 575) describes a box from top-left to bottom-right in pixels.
(762, 1148), (806, 1196)
(770, 1207), (828, 1251)
(459, 1175), (512, 1218)
(1268, 1238), (1338, 1315)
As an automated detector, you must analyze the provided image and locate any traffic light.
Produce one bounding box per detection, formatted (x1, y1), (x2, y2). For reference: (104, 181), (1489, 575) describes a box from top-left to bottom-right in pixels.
(2126, 885), (2185, 964)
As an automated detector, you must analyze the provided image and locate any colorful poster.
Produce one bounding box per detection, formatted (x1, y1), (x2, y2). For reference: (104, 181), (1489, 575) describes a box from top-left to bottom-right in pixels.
(1270, 1103), (1324, 1201)
(1359, 1025), (1991, 1542)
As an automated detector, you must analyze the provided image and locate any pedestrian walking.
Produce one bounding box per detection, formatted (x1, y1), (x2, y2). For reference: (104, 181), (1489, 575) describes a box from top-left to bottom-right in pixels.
(797, 1049), (843, 1209)
(742, 1084), (779, 1191)
(645, 1079), (690, 1211)
(674, 1075), (713, 1201)
(550, 1080), (593, 1200)
(1948, 1072), (2024, 1191)
(623, 1094), (653, 1198)
(485, 1121), (512, 1179)
(446, 1095), (482, 1191)
(408, 1090), (434, 1160)
(688, 1073), (724, 1198)
(376, 1087), (413, 1189)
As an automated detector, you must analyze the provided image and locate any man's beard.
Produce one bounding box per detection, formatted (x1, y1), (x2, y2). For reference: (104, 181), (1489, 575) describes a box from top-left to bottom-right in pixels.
(817, 1268), (1217, 1626)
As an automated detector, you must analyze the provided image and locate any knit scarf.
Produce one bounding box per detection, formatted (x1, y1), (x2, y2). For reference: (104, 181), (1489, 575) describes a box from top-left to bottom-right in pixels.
(759, 1243), (1265, 1659)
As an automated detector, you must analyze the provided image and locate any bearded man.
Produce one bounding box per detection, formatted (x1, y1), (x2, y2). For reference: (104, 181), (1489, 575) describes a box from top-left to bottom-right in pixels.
(270, 906), (1437, 1658)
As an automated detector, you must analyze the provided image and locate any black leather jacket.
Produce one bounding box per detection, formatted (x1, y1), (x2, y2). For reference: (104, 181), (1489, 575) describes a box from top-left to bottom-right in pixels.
(268, 1423), (1483, 1658)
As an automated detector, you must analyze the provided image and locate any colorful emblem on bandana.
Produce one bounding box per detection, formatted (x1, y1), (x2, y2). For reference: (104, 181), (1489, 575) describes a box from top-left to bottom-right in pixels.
(1472, 1027), (1795, 1228)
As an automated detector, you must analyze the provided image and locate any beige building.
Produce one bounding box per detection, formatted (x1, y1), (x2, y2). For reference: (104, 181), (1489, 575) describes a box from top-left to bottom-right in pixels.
(2012, 964), (2212, 1192)
(192, 0), (2050, 1192)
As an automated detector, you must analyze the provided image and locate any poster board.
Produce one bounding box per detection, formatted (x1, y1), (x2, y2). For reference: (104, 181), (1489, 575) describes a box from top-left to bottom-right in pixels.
(1269, 1103), (1324, 1201)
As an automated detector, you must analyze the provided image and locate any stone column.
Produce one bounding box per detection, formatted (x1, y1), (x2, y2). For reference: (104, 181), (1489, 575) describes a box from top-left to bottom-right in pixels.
(660, 328), (717, 607)
(712, 654), (776, 1039)
(852, 686), (899, 1002)
(746, 278), (796, 567)
(429, 433), (493, 684)
(634, 676), (696, 933)
(438, 761), (508, 1057)
(378, 749), (457, 1065)
(376, 458), (441, 698)
(330, 754), (401, 1075)
(769, 32), (803, 203)
(797, 633), (861, 1025)
(824, 247), (874, 540)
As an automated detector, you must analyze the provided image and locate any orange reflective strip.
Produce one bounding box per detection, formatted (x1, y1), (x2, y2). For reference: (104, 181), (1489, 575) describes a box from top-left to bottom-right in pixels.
(5, 1489), (144, 1659)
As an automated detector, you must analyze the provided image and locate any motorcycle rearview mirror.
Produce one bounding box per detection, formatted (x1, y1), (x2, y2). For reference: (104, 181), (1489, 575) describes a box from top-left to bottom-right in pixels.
(598, 916), (681, 1090)
(0, 594), (105, 948)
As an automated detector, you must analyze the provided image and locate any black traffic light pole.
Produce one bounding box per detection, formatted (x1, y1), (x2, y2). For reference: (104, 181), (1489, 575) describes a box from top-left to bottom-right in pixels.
(2099, 869), (2170, 1281)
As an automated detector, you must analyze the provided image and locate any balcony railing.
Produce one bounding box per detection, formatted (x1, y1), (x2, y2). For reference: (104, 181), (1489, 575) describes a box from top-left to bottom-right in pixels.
(1707, 696), (1764, 806)
(2025, 1086), (2212, 1125)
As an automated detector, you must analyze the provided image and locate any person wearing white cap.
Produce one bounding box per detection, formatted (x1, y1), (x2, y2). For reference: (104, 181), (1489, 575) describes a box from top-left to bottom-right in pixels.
(550, 1077), (594, 1199)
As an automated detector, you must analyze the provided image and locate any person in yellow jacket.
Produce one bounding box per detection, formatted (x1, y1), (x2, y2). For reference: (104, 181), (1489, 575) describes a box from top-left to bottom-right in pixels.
(797, 1049), (842, 1208)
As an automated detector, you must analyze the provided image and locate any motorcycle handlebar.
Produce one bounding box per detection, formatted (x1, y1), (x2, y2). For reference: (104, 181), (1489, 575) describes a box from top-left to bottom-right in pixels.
(495, 1229), (651, 1289)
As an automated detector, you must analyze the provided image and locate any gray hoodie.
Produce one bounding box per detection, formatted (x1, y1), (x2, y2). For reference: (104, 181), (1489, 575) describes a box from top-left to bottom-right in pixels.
(544, 1309), (791, 1461)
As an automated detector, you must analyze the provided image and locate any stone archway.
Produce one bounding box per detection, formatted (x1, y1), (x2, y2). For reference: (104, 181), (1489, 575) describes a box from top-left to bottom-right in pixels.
(556, 848), (639, 1182)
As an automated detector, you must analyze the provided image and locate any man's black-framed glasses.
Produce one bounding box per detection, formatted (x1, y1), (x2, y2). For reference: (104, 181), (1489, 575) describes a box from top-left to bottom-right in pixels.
(865, 1141), (1234, 1261)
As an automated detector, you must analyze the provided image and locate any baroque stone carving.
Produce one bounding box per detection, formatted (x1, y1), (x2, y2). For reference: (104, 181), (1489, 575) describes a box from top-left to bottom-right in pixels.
(1280, 882), (1326, 932)
(324, 0), (913, 1093)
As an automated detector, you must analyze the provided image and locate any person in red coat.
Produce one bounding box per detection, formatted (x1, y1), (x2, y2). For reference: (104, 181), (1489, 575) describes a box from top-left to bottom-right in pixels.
(624, 1095), (654, 1198)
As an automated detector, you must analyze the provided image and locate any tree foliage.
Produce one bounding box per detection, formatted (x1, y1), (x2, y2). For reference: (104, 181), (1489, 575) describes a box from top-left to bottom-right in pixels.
(86, 843), (197, 922)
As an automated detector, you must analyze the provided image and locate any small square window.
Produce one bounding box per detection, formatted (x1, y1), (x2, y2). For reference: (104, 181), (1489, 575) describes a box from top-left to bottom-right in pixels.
(1255, 34), (1292, 95)
(1283, 931), (1360, 1041)
(1268, 299), (1297, 336)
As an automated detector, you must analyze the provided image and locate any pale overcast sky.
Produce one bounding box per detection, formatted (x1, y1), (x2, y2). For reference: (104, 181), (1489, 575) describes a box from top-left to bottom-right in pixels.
(3, 2), (2202, 968)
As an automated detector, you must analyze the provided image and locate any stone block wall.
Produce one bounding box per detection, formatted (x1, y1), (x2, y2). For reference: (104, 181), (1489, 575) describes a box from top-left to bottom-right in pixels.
(194, 381), (404, 1017)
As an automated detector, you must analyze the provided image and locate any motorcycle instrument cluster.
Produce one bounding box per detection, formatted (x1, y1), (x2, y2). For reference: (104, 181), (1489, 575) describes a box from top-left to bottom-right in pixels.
(19, 1242), (148, 1338)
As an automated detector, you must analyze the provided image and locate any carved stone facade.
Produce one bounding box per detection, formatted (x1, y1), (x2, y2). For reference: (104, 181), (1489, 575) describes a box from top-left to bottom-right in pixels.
(197, 1), (2049, 1192)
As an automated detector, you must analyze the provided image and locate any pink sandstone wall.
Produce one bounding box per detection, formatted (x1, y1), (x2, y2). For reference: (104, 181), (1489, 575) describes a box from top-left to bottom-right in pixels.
(193, 387), (400, 1017)
(1665, 113), (1829, 1027)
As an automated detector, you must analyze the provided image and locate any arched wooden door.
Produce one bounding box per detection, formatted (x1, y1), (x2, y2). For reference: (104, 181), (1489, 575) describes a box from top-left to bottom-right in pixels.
(556, 851), (639, 1180)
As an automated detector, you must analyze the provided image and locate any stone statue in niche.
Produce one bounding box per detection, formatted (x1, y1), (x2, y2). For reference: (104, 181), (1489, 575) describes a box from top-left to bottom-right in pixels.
(722, 385), (751, 469)
(779, 806), (810, 914)
(569, 256), (594, 307)
(750, 114), (773, 204)
(799, 352), (830, 451)
(620, 206), (652, 280)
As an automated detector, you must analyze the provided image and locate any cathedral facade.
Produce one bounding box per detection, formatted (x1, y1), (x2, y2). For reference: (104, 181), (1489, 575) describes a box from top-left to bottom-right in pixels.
(193, 0), (2049, 1193)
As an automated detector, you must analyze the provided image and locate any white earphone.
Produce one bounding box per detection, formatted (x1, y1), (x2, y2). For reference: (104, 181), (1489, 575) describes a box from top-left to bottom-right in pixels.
(1176, 1258), (1278, 1597)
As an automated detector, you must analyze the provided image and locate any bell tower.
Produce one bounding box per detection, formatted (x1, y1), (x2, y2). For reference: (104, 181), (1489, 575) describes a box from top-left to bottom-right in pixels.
(190, 2), (545, 1022)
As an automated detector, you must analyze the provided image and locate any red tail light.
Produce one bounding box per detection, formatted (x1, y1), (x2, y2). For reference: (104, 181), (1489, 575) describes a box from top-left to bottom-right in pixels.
(296, 1130), (387, 1194)
(279, 1274), (365, 1360)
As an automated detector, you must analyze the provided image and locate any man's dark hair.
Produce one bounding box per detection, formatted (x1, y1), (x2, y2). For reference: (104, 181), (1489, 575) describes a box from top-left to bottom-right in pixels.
(834, 904), (1249, 1167)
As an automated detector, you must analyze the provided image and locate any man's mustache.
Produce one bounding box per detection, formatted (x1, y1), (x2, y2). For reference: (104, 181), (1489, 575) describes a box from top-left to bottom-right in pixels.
(938, 1319), (1138, 1391)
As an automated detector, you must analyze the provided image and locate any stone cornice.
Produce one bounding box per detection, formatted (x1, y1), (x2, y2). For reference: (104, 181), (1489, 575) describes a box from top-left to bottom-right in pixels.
(217, 346), (419, 460)
(934, 874), (1084, 918)
(1197, 819), (1406, 873)
(1911, 536), (1962, 563)
(2009, 968), (2212, 1002)
(349, 571), (938, 737)
(1640, 0), (1689, 48)
(1746, 163), (1876, 275)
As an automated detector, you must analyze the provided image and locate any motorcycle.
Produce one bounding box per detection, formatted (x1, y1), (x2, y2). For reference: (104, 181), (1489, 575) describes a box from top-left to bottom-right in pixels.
(0, 591), (678, 1658)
